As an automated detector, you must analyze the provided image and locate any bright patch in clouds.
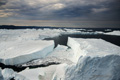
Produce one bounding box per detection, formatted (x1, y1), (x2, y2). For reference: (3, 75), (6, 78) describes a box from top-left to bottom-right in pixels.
(92, 8), (109, 13)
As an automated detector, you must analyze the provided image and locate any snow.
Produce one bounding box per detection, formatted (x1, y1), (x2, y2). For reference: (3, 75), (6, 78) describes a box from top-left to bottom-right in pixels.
(0, 40), (54, 65)
(105, 31), (120, 36)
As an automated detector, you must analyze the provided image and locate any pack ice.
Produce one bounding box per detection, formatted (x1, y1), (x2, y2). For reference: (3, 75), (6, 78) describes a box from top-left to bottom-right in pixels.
(0, 40), (54, 65)
(13, 37), (120, 80)
(0, 28), (120, 80)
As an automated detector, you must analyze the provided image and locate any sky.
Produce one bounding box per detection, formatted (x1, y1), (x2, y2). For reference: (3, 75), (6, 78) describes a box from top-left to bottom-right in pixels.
(0, 0), (120, 27)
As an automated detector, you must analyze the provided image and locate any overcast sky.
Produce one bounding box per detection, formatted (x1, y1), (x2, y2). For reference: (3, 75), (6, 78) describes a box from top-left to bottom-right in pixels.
(0, 0), (120, 27)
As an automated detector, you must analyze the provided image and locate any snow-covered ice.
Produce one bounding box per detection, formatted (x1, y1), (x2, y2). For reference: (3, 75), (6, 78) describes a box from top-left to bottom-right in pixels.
(67, 37), (120, 58)
(0, 40), (54, 65)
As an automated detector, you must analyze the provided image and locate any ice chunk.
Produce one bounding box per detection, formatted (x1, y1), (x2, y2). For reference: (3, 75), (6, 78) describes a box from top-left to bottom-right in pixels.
(1, 68), (28, 80)
(0, 40), (54, 65)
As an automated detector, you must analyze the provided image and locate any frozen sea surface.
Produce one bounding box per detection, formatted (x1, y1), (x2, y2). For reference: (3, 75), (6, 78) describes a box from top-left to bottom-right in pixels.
(0, 28), (120, 80)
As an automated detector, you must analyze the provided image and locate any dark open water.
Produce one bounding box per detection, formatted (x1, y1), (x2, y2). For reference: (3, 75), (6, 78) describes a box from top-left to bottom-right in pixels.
(45, 33), (120, 47)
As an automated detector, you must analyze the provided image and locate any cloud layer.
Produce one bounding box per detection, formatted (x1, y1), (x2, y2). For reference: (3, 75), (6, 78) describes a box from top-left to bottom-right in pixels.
(0, 0), (120, 21)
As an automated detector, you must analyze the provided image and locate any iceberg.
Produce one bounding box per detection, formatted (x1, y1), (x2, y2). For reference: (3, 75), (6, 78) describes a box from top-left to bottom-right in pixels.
(65, 55), (120, 80)
(0, 40), (54, 65)
(65, 37), (120, 80)
(67, 37), (120, 58)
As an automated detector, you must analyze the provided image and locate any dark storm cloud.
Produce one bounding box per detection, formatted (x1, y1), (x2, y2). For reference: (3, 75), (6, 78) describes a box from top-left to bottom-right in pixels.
(0, 0), (120, 20)
(53, 5), (96, 19)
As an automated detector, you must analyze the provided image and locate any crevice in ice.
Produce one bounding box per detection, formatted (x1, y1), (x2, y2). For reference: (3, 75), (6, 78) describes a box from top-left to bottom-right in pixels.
(25, 62), (60, 69)
(0, 63), (26, 72)
(0, 61), (60, 72)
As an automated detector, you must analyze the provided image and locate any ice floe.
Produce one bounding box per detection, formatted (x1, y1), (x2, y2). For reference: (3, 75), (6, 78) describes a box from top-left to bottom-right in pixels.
(0, 40), (54, 65)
